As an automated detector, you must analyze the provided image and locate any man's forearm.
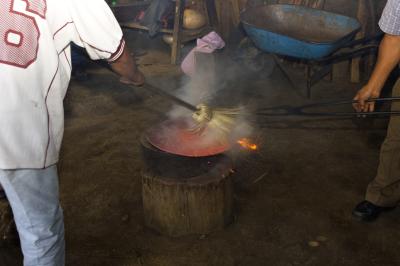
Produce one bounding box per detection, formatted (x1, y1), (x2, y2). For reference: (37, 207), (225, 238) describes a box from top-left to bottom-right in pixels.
(367, 34), (400, 93)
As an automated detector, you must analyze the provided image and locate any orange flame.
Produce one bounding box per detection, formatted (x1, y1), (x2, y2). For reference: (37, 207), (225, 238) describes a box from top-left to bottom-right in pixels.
(237, 138), (258, 151)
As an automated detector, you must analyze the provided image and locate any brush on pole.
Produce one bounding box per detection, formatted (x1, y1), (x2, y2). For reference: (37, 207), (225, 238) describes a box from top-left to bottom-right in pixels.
(191, 104), (243, 142)
(103, 66), (242, 142)
(131, 82), (242, 141)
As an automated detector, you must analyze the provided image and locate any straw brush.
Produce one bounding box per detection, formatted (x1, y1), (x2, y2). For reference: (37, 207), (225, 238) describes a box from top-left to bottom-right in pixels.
(131, 82), (241, 138)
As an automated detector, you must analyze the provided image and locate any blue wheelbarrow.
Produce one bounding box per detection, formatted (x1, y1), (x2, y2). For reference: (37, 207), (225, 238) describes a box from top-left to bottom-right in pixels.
(241, 4), (381, 97)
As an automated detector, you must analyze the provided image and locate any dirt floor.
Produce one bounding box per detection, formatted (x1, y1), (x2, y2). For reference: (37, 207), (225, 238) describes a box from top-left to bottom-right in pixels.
(1, 31), (400, 266)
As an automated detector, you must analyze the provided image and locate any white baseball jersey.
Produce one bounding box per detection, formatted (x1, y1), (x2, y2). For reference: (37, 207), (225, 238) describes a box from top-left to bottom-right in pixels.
(0, 0), (125, 169)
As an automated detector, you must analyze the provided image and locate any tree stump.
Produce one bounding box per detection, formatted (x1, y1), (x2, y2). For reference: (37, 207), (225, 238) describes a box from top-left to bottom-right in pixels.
(142, 167), (234, 237)
(141, 137), (234, 237)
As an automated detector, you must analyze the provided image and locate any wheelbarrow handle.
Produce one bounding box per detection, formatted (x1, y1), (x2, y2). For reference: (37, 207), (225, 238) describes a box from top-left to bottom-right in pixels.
(345, 32), (384, 48)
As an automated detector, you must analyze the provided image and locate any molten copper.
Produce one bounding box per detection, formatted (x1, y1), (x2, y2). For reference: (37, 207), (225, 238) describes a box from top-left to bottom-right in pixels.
(146, 118), (230, 157)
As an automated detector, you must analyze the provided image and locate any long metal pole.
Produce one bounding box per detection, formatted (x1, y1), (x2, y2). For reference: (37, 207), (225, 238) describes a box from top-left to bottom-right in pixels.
(130, 83), (198, 112)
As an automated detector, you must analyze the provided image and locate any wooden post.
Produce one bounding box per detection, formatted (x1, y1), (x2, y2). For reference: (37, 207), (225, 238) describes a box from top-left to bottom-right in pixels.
(230, 0), (241, 26)
(351, 0), (368, 83)
(205, 0), (219, 28)
(365, 0), (377, 77)
(215, 0), (238, 39)
(171, 0), (184, 64)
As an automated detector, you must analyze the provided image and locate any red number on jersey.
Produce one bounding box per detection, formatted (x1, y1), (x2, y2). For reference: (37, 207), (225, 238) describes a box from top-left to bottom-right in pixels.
(0, 0), (47, 68)
(23, 0), (47, 18)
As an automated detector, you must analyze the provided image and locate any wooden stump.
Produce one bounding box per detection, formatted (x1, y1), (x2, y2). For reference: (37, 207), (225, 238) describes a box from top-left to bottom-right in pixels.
(141, 133), (235, 237)
(142, 166), (234, 237)
(142, 168), (233, 236)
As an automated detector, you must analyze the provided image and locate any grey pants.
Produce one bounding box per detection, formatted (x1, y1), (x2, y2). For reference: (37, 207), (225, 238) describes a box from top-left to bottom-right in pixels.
(0, 166), (65, 266)
(366, 78), (400, 207)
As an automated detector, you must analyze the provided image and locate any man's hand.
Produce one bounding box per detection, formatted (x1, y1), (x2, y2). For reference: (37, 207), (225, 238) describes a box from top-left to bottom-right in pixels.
(110, 43), (145, 86)
(353, 85), (381, 112)
(119, 70), (145, 86)
(353, 34), (400, 113)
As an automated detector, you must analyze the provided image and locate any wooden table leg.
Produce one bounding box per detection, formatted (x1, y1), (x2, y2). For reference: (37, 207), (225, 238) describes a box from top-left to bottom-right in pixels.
(171, 0), (184, 65)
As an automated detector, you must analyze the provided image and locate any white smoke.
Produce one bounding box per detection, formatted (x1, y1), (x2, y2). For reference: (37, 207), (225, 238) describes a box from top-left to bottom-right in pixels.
(166, 53), (254, 152)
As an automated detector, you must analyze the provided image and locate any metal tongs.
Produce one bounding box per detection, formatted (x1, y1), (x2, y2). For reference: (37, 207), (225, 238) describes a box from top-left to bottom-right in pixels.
(256, 97), (400, 117)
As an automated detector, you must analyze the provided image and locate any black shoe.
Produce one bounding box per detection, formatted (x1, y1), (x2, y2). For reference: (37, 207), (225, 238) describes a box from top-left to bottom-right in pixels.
(352, 200), (396, 221)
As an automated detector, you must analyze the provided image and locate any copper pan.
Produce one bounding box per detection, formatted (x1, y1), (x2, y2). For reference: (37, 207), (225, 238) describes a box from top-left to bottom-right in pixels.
(145, 118), (230, 157)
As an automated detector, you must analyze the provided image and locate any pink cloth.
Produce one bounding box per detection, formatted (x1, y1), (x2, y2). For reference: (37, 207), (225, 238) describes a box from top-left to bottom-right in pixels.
(181, 31), (225, 76)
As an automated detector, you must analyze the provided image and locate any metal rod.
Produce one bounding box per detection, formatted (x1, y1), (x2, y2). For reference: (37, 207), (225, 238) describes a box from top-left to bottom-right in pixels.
(255, 97), (400, 117)
(256, 111), (400, 117)
(98, 62), (199, 112)
(300, 97), (400, 108)
(131, 83), (198, 112)
(258, 97), (400, 110)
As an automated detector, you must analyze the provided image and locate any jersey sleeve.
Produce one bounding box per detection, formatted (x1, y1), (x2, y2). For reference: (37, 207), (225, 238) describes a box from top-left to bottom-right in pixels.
(67, 0), (125, 62)
(379, 0), (400, 36)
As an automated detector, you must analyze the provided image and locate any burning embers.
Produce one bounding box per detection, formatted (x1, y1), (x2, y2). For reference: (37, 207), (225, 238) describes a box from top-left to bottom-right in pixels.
(236, 138), (258, 151)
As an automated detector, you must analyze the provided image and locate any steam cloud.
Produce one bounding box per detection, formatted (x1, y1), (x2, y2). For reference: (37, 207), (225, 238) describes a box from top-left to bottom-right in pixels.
(167, 53), (254, 151)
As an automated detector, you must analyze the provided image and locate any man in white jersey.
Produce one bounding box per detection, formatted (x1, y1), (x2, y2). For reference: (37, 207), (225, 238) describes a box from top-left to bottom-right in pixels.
(0, 0), (144, 265)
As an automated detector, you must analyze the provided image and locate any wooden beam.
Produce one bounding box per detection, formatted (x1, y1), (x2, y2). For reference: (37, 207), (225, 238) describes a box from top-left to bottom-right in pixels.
(230, 0), (241, 26)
